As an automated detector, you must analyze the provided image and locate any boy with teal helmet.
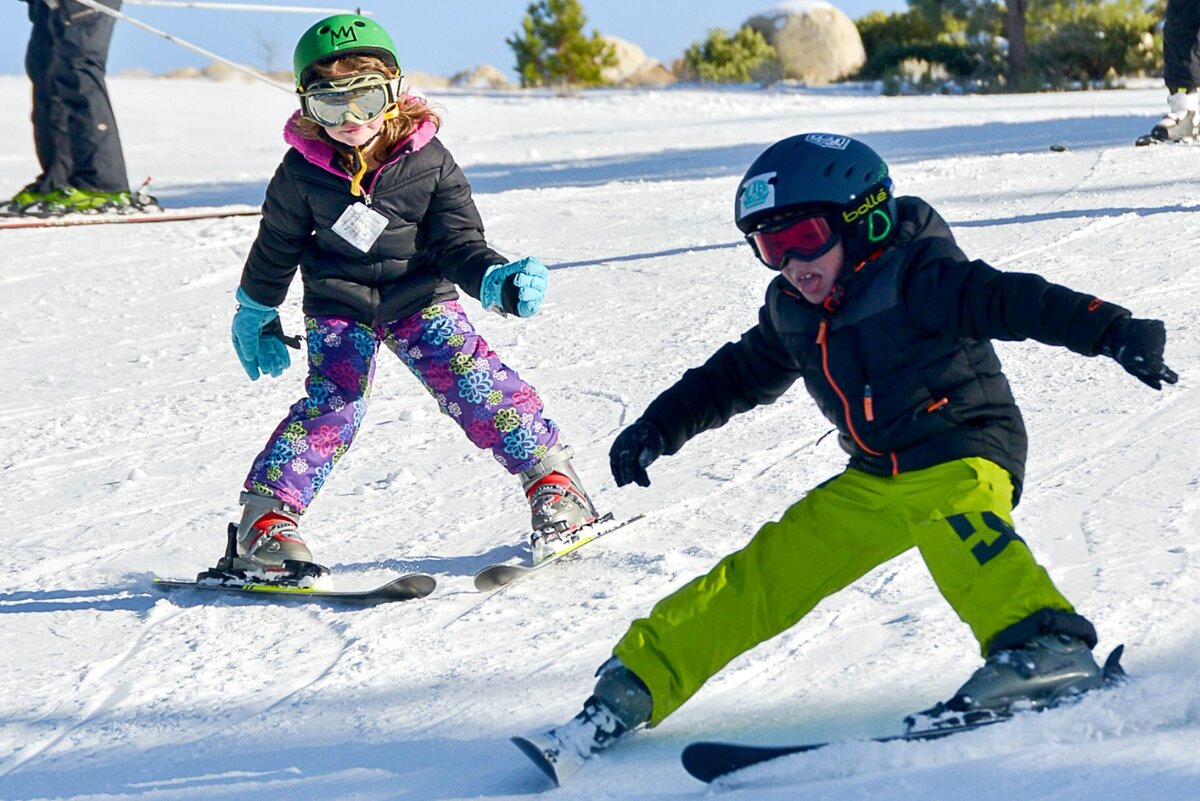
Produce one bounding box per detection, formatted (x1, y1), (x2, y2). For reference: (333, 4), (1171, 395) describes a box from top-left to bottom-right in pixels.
(513, 133), (1176, 785)
(225, 15), (600, 584)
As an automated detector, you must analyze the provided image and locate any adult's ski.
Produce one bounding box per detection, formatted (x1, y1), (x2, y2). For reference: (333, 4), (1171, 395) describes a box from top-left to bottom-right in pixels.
(0, 206), (261, 230)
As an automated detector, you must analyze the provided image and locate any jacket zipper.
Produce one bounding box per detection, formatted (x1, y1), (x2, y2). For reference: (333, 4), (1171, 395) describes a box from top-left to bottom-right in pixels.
(817, 320), (897, 472)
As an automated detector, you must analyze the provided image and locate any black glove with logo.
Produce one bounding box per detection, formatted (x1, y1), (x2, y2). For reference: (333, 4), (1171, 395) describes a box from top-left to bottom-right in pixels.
(1099, 316), (1178, 390)
(609, 419), (666, 488)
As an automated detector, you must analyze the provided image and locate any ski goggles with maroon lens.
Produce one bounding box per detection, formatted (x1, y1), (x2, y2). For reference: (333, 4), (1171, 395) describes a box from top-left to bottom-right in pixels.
(747, 213), (840, 270)
(298, 72), (399, 128)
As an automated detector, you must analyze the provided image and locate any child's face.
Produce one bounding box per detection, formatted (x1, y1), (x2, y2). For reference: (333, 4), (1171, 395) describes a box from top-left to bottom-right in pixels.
(323, 115), (386, 148)
(780, 240), (845, 304)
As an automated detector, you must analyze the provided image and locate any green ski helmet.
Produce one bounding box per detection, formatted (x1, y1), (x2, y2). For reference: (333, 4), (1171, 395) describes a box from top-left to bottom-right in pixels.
(735, 133), (897, 263)
(292, 14), (400, 88)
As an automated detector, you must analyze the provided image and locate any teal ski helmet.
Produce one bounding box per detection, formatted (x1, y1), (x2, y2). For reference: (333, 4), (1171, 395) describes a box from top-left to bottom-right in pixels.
(293, 14), (400, 89)
(735, 133), (897, 262)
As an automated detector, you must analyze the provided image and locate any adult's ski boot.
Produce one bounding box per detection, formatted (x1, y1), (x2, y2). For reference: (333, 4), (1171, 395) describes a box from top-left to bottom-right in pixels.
(200, 492), (329, 587)
(512, 657), (653, 786)
(2, 185), (48, 216)
(520, 444), (598, 565)
(905, 632), (1125, 733)
(1151, 88), (1199, 143)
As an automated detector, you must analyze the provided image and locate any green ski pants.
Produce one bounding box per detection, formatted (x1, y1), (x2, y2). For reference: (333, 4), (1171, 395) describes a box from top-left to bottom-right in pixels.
(613, 457), (1077, 725)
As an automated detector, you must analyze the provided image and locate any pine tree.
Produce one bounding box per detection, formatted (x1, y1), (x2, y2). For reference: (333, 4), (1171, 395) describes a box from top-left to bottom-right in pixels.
(507, 0), (618, 88)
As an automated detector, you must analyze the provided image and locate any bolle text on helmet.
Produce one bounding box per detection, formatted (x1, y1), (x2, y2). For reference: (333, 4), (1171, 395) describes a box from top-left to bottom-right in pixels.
(842, 186), (890, 224)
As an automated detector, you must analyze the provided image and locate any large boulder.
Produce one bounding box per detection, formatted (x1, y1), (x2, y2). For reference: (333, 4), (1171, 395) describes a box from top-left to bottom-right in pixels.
(405, 70), (452, 92)
(744, 0), (866, 85)
(450, 64), (514, 90)
(600, 35), (676, 87)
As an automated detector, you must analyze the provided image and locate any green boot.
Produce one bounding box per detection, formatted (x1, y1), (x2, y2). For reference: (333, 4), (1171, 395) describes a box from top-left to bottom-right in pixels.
(44, 186), (134, 215)
(3, 186), (50, 215)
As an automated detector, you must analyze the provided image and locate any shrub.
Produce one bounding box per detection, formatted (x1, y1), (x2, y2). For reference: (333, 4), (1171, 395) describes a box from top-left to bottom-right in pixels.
(683, 26), (777, 84)
(1027, 1), (1161, 85)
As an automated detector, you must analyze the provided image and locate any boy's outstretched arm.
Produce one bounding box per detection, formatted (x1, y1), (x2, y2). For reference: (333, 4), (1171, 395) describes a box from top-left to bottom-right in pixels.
(904, 257), (1178, 390)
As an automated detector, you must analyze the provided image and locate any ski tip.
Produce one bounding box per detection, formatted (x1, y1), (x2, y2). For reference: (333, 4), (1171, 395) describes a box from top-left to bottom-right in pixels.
(1102, 643), (1127, 683)
(474, 565), (525, 592)
(681, 742), (740, 784)
(511, 735), (562, 786)
(391, 573), (437, 599)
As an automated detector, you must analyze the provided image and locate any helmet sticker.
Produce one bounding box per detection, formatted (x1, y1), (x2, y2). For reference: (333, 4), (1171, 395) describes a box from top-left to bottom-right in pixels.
(805, 133), (851, 150)
(866, 209), (892, 242)
(841, 185), (890, 224)
(321, 21), (366, 47)
(739, 171), (776, 218)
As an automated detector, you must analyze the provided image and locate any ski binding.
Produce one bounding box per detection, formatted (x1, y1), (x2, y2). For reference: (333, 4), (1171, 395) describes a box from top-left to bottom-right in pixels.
(152, 522), (435, 604)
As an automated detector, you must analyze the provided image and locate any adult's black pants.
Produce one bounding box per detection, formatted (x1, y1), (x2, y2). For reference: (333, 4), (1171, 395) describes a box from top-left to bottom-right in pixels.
(25, 0), (129, 193)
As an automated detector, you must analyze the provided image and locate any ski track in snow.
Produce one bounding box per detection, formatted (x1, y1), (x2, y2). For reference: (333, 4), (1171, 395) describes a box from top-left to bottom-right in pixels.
(1, 77), (1199, 801)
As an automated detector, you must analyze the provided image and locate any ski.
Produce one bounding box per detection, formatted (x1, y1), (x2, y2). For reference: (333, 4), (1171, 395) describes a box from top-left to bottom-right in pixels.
(681, 716), (1009, 783)
(681, 644), (1127, 783)
(473, 513), (644, 592)
(152, 572), (435, 604)
(0, 206), (261, 230)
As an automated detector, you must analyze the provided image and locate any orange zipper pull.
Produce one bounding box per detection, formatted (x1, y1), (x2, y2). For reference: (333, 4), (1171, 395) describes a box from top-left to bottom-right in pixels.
(863, 385), (875, 422)
(925, 397), (949, 413)
(816, 319), (827, 345)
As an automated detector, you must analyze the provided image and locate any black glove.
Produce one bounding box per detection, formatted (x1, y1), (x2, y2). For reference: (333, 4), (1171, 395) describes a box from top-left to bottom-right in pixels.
(1099, 316), (1178, 390)
(609, 419), (666, 488)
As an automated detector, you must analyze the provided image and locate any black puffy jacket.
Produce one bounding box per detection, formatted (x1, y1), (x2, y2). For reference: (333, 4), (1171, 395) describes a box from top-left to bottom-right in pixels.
(239, 114), (506, 325)
(641, 197), (1129, 504)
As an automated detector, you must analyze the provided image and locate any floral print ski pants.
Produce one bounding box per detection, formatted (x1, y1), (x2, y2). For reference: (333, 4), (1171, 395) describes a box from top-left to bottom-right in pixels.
(244, 301), (559, 512)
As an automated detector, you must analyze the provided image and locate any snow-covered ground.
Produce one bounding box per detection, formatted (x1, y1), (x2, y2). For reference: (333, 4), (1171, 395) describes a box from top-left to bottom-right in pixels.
(1, 76), (1198, 801)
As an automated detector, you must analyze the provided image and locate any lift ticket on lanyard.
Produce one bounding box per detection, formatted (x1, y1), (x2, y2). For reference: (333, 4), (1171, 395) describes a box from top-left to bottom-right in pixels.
(332, 202), (388, 252)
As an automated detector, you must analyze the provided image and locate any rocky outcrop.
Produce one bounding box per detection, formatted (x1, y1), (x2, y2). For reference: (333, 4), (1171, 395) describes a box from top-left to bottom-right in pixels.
(744, 0), (866, 85)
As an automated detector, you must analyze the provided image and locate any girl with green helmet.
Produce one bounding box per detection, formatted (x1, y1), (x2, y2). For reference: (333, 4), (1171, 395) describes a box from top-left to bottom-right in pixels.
(225, 15), (599, 583)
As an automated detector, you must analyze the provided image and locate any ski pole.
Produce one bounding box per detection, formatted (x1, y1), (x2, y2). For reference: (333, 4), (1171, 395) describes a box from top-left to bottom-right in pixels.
(68, 0), (295, 95)
(123, 1), (372, 14)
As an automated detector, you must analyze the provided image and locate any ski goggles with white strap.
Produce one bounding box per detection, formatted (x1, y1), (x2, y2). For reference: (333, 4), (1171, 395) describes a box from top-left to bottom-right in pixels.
(746, 212), (840, 270)
(298, 71), (400, 127)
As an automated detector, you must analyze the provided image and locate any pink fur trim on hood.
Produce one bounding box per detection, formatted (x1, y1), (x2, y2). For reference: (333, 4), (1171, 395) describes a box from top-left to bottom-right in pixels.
(281, 106), (439, 179)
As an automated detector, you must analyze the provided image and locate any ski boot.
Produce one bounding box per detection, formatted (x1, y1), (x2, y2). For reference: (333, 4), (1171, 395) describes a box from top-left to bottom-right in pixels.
(33, 186), (134, 216)
(1151, 88), (1199, 143)
(520, 444), (598, 565)
(2, 185), (48, 216)
(906, 632), (1125, 733)
(202, 491), (329, 587)
(512, 657), (653, 786)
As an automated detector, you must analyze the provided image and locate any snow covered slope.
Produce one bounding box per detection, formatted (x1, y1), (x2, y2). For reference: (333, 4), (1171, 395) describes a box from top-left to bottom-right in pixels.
(1, 76), (1198, 801)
